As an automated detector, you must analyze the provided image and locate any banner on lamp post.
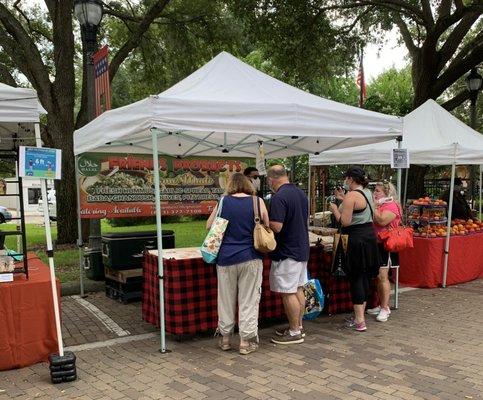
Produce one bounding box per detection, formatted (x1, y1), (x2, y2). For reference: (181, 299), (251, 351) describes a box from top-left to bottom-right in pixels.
(93, 45), (111, 117)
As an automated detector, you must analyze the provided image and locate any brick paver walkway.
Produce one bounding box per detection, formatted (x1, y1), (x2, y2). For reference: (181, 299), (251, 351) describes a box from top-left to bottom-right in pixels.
(1, 280), (482, 400)
(61, 293), (156, 347)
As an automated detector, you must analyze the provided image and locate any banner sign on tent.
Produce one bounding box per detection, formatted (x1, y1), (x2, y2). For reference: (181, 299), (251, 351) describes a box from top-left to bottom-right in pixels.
(19, 146), (62, 179)
(391, 148), (409, 169)
(256, 143), (267, 176)
(77, 153), (252, 219)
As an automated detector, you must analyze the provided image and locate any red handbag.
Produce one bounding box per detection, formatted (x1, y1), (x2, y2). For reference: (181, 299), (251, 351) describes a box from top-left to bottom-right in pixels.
(378, 226), (414, 252)
(377, 202), (414, 252)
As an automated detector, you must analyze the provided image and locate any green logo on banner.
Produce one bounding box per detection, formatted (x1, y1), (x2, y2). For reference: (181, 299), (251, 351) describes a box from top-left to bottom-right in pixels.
(77, 155), (101, 176)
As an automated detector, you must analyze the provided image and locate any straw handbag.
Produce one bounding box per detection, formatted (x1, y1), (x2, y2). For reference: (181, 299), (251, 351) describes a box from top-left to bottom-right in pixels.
(252, 196), (276, 253)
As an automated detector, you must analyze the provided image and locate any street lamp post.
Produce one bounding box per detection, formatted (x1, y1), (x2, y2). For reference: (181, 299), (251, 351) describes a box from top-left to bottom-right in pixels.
(465, 68), (483, 210)
(466, 68), (483, 129)
(74, 0), (104, 287)
(74, 0), (103, 123)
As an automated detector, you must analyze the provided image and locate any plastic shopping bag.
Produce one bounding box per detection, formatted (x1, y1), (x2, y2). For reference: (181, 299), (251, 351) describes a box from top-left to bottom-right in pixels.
(303, 277), (324, 321)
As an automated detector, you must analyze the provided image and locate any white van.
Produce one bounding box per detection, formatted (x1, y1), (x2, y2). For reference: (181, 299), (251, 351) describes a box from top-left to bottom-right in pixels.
(37, 188), (57, 221)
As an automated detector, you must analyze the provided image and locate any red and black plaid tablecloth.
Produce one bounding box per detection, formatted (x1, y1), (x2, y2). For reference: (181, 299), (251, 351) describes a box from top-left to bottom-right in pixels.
(143, 246), (358, 335)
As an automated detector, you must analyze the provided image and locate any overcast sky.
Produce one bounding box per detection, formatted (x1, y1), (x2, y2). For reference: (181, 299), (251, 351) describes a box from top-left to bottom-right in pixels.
(364, 29), (408, 81)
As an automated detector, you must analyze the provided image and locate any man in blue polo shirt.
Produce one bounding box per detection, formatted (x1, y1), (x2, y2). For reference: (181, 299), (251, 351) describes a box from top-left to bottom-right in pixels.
(267, 165), (309, 345)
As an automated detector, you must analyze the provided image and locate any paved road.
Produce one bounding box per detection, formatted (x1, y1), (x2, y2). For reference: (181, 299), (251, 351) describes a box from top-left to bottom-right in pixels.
(1, 280), (482, 400)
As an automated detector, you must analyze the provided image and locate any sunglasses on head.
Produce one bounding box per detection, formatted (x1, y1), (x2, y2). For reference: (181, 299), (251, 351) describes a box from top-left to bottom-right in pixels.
(376, 180), (390, 188)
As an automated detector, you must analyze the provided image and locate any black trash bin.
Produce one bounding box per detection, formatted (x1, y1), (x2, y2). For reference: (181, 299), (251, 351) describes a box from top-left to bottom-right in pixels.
(102, 230), (175, 270)
(84, 249), (104, 281)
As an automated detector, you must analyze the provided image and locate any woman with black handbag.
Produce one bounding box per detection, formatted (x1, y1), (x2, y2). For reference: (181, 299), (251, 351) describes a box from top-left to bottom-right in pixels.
(329, 166), (380, 332)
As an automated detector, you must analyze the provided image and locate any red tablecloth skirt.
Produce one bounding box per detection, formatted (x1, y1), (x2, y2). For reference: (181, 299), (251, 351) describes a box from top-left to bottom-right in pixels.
(0, 255), (60, 371)
(399, 233), (483, 288)
(143, 246), (365, 335)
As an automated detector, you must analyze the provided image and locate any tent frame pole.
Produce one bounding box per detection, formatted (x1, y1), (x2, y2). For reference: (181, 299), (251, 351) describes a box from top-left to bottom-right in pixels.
(307, 164), (311, 223)
(396, 137), (403, 203)
(151, 128), (167, 353)
(403, 168), (409, 213)
(479, 165), (482, 219)
(442, 144), (457, 288)
(35, 123), (64, 356)
(75, 157), (85, 297)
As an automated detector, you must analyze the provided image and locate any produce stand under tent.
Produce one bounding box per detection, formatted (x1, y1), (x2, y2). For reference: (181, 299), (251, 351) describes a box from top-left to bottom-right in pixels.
(0, 83), (65, 371)
(142, 246), (378, 336)
(74, 51), (403, 352)
(309, 99), (483, 287)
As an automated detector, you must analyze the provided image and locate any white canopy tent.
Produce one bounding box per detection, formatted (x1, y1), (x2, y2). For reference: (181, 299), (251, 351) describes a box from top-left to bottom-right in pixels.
(309, 100), (483, 165)
(73, 51), (403, 352)
(74, 52), (402, 157)
(0, 83), (46, 149)
(310, 99), (483, 288)
(0, 83), (46, 123)
(0, 83), (63, 357)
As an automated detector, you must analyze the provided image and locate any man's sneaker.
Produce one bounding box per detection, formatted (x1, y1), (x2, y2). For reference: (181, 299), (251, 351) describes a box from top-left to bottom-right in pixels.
(270, 332), (304, 345)
(376, 308), (390, 322)
(366, 306), (381, 315)
(275, 327), (306, 338)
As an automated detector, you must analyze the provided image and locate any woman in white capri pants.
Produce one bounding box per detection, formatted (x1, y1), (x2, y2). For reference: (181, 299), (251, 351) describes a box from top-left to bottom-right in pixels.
(207, 173), (269, 355)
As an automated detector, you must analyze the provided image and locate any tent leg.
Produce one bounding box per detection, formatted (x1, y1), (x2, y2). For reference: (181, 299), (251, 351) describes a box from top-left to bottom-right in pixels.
(75, 157), (85, 298)
(393, 266), (399, 310)
(151, 128), (167, 353)
(442, 155), (457, 288)
(396, 138), (402, 203)
(41, 178), (64, 356)
(35, 123), (64, 356)
(479, 165), (482, 219)
(307, 164), (311, 223)
(403, 168), (409, 211)
(15, 161), (21, 252)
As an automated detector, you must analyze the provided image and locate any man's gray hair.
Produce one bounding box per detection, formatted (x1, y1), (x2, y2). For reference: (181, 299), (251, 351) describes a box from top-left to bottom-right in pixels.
(267, 165), (288, 180)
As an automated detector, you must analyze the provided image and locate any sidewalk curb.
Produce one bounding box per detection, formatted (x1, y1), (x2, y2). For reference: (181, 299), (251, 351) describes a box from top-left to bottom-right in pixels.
(61, 280), (104, 297)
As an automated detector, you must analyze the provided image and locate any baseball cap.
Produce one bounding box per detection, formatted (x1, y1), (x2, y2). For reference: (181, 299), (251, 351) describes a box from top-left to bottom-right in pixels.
(344, 166), (367, 180)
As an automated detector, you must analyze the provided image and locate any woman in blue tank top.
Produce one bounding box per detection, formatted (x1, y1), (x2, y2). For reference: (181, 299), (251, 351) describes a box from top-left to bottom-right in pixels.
(206, 173), (269, 355)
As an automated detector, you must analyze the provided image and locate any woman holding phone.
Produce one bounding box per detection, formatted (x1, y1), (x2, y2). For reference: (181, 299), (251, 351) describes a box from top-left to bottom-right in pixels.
(329, 166), (380, 332)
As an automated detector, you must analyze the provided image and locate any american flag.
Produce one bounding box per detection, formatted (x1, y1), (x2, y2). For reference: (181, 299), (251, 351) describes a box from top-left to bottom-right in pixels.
(93, 45), (111, 117)
(356, 51), (366, 108)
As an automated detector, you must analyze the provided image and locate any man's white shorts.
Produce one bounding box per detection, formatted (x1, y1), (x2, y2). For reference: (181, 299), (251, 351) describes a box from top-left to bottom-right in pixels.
(270, 258), (308, 294)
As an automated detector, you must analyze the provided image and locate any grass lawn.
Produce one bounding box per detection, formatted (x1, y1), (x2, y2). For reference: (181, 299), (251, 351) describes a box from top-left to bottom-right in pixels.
(1, 220), (206, 283)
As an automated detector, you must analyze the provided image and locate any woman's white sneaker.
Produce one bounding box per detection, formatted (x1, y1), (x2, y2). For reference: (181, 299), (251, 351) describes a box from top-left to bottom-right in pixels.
(367, 306), (381, 315)
(376, 308), (390, 322)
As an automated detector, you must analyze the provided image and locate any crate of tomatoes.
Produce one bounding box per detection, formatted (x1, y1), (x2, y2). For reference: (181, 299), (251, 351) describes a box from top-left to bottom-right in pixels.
(450, 219), (483, 235)
(413, 218), (483, 238)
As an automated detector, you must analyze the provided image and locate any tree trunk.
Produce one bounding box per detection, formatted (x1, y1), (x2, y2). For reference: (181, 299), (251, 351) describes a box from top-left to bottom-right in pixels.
(53, 130), (78, 244)
(408, 44), (437, 197)
(406, 165), (430, 199)
(47, 114), (77, 244)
